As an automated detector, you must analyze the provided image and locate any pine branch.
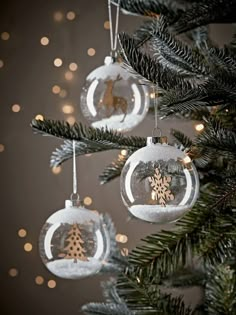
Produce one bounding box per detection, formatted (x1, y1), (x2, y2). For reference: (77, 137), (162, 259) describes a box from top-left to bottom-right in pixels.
(129, 183), (236, 273)
(31, 119), (146, 167)
(99, 152), (131, 185)
(117, 273), (193, 315)
(119, 33), (193, 90)
(205, 264), (236, 315)
(171, 1), (236, 34)
(150, 17), (209, 77)
(82, 303), (132, 315)
(111, 0), (184, 20)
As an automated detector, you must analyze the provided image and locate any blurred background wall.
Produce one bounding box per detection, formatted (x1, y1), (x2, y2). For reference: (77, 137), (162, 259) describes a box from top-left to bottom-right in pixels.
(1, 1), (234, 314)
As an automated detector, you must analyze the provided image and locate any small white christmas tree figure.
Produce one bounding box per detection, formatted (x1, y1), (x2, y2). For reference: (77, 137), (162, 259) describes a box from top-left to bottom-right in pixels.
(63, 223), (88, 263)
(148, 167), (174, 206)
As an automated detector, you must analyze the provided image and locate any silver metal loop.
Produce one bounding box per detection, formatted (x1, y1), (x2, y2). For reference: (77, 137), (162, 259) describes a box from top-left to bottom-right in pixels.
(152, 126), (162, 137)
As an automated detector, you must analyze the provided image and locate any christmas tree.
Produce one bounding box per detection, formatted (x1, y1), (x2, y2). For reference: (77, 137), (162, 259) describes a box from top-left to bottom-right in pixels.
(32, 0), (236, 314)
(63, 223), (88, 263)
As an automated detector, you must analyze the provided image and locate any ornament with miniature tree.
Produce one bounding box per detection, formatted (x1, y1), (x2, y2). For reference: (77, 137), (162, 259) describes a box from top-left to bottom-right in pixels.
(80, 0), (149, 132)
(39, 141), (110, 279)
(120, 88), (200, 223)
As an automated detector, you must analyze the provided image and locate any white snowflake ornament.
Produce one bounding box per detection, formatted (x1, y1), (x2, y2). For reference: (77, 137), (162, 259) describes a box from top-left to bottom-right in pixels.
(120, 136), (199, 224)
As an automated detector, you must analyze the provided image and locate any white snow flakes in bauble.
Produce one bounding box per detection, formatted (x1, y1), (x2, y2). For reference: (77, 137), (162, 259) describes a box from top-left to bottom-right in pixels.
(39, 200), (110, 279)
(120, 136), (200, 224)
(80, 56), (149, 132)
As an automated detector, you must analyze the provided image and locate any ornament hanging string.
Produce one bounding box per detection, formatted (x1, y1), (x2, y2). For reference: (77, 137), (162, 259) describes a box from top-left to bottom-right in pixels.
(108, 0), (121, 54)
(152, 85), (162, 137)
(71, 140), (80, 204)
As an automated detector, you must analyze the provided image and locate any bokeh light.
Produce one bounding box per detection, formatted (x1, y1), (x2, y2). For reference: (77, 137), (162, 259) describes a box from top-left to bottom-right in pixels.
(66, 116), (76, 125)
(52, 166), (62, 175)
(87, 48), (96, 56)
(59, 89), (67, 98)
(104, 21), (110, 30)
(54, 58), (63, 67)
(35, 114), (44, 121)
(195, 123), (204, 131)
(116, 234), (128, 243)
(0, 144), (5, 152)
(35, 276), (44, 285)
(1, 32), (10, 40)
(66, 11), (76, 20)
(8, 268), (18, 277)
(52, 85), (61, 94)
(53, 11), (64, 22)
(0, 60), (4, 68)
(18, 228), (27, 238)
(40, 37), (49, 46)
(24, 243), (33, 252)
(64, 71), (73, 80)
(12, 104), (21, 113)
(47, 280), (56, 288)
(69, 62), (78, 71)
(62, 104), (74, 114)
(84, 196), (92, 206)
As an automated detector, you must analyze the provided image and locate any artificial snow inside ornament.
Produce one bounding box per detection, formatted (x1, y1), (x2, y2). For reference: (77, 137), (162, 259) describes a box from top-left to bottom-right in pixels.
(120, 136), (199, 223)
(80, 56), (149, 132)
(39, 199), (110, 279)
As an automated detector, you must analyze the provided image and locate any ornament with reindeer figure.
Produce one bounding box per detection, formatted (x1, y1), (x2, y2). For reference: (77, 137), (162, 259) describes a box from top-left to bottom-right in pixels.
(98, 74), (128, 123)
(80, 56), (150, 132)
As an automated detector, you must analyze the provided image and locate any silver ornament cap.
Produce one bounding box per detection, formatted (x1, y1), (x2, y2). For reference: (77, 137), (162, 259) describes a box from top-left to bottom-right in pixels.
(146, 136), (168, 146)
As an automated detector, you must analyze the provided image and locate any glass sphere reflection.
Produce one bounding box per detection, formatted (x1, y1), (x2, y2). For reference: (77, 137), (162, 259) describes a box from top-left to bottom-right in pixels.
(120, 138), (199, 223)
(39, 201), (110, 279)
(80, 56), (149, 132)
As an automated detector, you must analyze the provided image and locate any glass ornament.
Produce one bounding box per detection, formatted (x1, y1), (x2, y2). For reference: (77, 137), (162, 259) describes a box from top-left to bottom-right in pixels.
(80, 56), (150, 132)
(39, 200), (110, 279)
(120, 137), (199, 223)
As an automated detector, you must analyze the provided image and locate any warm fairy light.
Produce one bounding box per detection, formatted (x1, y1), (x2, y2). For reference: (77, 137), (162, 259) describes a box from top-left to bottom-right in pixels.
(136, 277), (141, 283)
(52, 166), (62, 175)
(66, 116), (76, 125)
(0, 144), (5, 152)
(54, 58), (63, 67)
(84, 196), (92, 206)
(183, 156), (192, 164)
(12, 104), (21, 113)
(87, 48), (96, 56)
(104, 21), (110, 30)
(121, 149), (128, 156)
(24, 243), (33, 252)
(150, 92), (155, 99)
(0, 60), (4, 68)
(1, 32), (10, 40)
(52, 85), (61, 94)
(69, 62), (78, 71)
(195, 123), (204, 132)
(35, 276), (44, 285)
(64, 71), (74, 80)
(47, 280), (56, 288)
(66, 11), (76, 20)
(54, 11), (64, 22)
(59, 89), (67, 98)
(121, 248), (129, 256)
(9, 268), (18, 277)
(18, 228), (27, 238)
(62, 104), (74, 114)
(40, 37), (49, 46)
(116, 234), (128, 244)
(35, 114), (44, 121)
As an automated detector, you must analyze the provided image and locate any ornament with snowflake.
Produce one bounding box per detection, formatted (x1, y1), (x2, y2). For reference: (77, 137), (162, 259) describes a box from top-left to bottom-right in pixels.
(148, 167), (174, 206)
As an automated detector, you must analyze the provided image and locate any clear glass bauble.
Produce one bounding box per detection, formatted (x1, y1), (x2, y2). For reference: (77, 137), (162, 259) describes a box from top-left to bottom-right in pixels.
(80, 56), (149, 132)
(39, 201), (110, 279)
(120, 137), (200, 223)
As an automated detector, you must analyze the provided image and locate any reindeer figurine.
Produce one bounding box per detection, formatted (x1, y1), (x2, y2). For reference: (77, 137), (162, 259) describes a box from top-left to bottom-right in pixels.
(98, 74), (128, 122)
